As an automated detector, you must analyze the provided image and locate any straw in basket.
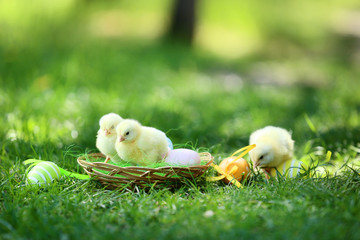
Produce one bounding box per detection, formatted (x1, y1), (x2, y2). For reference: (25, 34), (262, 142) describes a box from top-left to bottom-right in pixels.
(77, 152), (214, 189)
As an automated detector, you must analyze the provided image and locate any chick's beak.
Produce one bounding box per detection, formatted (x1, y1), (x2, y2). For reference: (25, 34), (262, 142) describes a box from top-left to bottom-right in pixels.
(104, 129), (111, 136)
(254, 161), (260, 168)
(118, 136), (125, 142)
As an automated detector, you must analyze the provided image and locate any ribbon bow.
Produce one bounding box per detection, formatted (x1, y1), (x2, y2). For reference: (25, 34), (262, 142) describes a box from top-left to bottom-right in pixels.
(207, 144), (256, 188)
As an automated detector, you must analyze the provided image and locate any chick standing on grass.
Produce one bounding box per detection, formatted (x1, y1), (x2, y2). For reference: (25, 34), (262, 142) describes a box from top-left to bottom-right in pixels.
(249, 126), (294, 176)
(96, 113), (123, 163)
(115, 119), (169, 165)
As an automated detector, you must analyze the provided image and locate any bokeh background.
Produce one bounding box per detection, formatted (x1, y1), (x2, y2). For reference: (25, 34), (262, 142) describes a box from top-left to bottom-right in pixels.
(2, 2), (360, 239)
(1, 0), (360, 161)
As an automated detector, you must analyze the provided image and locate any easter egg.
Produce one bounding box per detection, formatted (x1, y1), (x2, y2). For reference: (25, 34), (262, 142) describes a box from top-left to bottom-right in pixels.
(219, 157), (250, 183)
(166, 137), (174, 150)
(27, 161), (61, 185)
(165, 148), (201, 166)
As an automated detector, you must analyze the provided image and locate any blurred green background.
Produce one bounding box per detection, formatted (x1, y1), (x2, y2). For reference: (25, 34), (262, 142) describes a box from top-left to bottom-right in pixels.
(1, 1), (360, 239)
(1, 0), (360, 160)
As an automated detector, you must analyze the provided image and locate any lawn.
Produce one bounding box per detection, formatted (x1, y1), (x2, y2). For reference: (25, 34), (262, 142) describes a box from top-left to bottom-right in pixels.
(1, 0), (360, 239)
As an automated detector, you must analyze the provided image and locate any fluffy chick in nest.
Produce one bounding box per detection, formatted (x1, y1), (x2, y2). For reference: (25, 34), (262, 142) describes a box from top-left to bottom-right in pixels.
(96, 113), (123, 163)
(115, 119), (169, 165)
(249, 126), (294, 176)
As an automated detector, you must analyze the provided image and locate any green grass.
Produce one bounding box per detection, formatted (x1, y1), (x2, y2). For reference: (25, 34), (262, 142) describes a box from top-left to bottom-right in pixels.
(1, 1), (360, 239)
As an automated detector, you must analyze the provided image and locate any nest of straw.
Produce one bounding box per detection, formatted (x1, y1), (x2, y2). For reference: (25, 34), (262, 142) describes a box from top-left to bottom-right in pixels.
(77, 152), (213, 189)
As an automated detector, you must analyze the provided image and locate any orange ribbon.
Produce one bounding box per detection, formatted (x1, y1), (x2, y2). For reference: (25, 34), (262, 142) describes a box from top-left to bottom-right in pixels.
(206, 144), (256, 188)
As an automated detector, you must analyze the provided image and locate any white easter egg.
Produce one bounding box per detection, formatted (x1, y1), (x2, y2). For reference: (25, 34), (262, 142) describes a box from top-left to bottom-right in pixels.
(27, 161), (61, 185)
(165, 149), (201, 166)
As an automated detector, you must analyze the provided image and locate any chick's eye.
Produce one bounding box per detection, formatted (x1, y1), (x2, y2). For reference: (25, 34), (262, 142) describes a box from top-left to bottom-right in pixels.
(110, 126), (114, 129)
(125, 132), (130, 136)
(259, 155), (264, 160)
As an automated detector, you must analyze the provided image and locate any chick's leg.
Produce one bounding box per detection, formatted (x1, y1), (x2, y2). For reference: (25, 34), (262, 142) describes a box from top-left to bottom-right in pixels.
(104, 156), (110, 163)
(263, 168), (271, 180)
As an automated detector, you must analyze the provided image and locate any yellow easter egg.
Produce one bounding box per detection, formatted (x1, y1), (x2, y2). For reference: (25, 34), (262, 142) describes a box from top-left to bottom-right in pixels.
(219, 157), (250, 183)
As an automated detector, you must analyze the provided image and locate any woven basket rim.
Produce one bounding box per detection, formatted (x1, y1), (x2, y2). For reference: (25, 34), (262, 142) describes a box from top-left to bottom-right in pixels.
(77, 152), (213, 170)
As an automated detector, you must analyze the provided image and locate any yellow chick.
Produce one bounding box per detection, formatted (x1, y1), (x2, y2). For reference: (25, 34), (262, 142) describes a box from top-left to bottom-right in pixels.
(249, 126), (294, 174)
(115, 119), (169, 165)
(96, 113), (123, 163)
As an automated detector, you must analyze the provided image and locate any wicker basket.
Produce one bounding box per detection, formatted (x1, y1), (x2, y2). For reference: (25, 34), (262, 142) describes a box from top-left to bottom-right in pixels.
(77, 152), (213, 189)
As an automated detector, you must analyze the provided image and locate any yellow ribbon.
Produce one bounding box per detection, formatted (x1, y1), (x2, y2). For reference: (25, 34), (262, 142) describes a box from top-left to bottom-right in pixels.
(206, 144), (256, 188)
(325, 151), (332, 162)
(230, 144), (256, 161)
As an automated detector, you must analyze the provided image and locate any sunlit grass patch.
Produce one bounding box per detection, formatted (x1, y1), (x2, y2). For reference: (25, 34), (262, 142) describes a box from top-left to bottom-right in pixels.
(1, 1), (360, 239)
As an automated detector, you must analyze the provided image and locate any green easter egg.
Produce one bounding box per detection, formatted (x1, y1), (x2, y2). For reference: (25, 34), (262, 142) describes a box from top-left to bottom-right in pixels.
(27, 161), (61, 185)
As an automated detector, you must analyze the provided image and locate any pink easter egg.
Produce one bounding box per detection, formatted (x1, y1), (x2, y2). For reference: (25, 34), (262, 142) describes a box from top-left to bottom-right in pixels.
(165, 149), (201, 166)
